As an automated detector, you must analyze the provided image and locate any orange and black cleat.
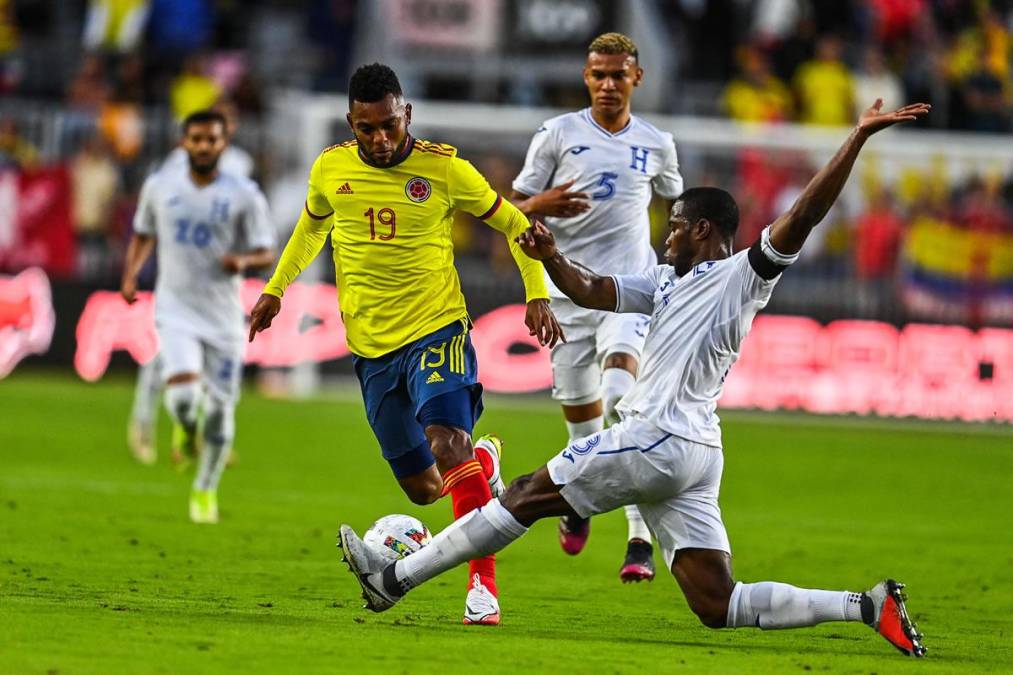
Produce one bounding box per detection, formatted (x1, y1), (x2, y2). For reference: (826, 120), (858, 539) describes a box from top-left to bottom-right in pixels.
(863, 579), (927, 657)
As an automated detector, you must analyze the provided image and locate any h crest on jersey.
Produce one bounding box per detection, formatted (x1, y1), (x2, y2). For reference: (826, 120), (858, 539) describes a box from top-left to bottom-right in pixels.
(210, 198), (230, 222)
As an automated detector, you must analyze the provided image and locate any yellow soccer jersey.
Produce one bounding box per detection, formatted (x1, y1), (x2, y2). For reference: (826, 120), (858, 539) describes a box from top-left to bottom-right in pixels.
(264, 137), (549, 358)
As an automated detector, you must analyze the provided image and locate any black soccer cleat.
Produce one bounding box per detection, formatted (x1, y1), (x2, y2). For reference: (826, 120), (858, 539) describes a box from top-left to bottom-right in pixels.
(619, 538), (655, 583)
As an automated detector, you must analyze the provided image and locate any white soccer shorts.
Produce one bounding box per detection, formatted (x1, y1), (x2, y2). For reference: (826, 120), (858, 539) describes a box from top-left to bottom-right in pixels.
(549, 298), (650, 404)
(546, 415), (730, 568)
(156, 324), (243, 403)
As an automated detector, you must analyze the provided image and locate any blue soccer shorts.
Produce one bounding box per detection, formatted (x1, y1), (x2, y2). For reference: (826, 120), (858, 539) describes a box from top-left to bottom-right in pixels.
(352, 319), (484, 479)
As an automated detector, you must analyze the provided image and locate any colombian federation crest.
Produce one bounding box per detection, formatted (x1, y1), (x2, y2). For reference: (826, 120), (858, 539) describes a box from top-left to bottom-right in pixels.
(405, 177), (432, 203)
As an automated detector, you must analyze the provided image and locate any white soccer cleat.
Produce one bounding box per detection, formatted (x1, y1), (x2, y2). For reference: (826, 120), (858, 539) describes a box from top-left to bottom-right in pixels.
(474, 434), (505, 498)
(462, 573), (500, 625)
(128, 419), (157, 465)
(189, 489), (218, 524)
(337, 524), (400, 612)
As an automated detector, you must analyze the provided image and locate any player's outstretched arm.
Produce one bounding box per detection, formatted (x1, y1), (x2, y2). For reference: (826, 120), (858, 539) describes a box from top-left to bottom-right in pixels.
(510, 183), (589, 219)
(516, 222), (617, 312)
(768, 99), (930, 255)
(120, 233), (155, 304)
(222, 247), (275, 275)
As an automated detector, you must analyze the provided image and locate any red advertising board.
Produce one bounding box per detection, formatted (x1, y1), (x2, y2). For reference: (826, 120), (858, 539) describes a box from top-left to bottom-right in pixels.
(64, 279), (1013, 423)
(0, 167), (76, 278)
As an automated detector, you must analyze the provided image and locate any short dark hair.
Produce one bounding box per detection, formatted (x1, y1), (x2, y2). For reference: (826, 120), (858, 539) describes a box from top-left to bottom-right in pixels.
(181, 109), (226, 134)
(675, 187), (739, 240)
(348, 63), (403, 109)
(588, 32), (639, 62)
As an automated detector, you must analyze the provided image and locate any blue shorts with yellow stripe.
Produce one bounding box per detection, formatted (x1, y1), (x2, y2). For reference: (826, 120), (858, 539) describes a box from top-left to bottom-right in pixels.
(352, 319), (484, 479)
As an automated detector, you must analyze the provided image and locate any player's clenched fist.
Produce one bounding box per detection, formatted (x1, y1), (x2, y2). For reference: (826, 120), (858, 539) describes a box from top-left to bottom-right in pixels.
(248, 293), (281, 342)
(516, 221), (558, 260)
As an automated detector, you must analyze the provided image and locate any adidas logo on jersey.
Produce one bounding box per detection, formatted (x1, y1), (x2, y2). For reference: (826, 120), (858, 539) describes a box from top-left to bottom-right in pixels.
(426, 371), (445, 384)
(336, 182), (354, 194)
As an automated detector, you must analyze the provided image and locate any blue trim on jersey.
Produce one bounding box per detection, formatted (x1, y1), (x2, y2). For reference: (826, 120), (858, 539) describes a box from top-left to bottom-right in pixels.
(597, 433), (673, 455)
(581, 108), (635, 139)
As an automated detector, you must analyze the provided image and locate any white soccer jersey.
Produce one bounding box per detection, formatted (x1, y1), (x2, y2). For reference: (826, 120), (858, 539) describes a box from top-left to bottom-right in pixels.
(513, 109), (683, 296)
(612, 227), (798, 447)
(134, 169), (273, 346)
(162, 145), (255, 179)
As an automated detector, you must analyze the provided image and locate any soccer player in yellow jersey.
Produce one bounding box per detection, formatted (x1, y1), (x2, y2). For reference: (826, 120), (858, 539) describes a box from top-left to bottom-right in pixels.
(247, 63), (562, 625)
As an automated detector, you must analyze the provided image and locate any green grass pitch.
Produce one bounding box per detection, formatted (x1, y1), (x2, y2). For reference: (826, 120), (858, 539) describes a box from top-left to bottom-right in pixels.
(2, 372), (1011, 674)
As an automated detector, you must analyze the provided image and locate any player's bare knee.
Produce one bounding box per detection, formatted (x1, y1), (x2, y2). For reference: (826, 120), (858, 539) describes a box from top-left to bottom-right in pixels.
(404, 485), (438, 506)
(689, 597), (730, 629)
(499, 472), (534, 511)
(399, 473), (442, 505)
(425, 425), (473, 470)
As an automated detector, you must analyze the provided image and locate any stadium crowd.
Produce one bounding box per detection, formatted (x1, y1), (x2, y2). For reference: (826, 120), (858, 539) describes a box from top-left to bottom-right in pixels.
(0, 0), (1009, 325)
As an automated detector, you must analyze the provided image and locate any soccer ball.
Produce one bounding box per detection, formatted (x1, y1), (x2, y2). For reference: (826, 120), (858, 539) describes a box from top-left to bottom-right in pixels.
(363, 514), (431, 561)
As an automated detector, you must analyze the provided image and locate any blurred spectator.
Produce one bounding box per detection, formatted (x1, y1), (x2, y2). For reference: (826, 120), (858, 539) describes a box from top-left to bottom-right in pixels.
(116, 53), (146, 104)
(83, 0), (151, 53)
(750, 0), (805, 45)
(0, 0), (19, 93)
(958, 50), (1010, 133)
(170, 54), (221, 121)
(231, 71), (265, 118)
(67, 54), (111, 113)
(793, 35), (856, 126)
(62, 55), (110, 152)
(959, 175), (1007, 235)
(855, 186), (904, 280)
(866, 0), (925, 46)
(307, 0), (358, 92)
(70, 135), (120, 280)
(854, 46), (903, 112)
(0, 118), (38, 170)
(147, 0), (213, 56)
(98, 94), (143, 162)
(854, 184), (904, 315)
(722, 46), (793, 123)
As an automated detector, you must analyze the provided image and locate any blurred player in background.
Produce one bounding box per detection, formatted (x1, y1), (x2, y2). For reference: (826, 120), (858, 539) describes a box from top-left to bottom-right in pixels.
(341, 100), (930, 659)
(248, 63), (561, 625)
(121, 110), (275, 523)
(510, 32), (683, 581)
(128, 98), (256, 465)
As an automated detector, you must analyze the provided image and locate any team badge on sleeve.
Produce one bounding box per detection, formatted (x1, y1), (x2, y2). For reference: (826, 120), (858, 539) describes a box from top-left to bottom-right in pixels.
(405, 177), (432, 203)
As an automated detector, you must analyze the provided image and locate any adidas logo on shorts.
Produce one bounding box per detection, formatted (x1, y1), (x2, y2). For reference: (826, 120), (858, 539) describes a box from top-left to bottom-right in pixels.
(426, 371), (445, 384)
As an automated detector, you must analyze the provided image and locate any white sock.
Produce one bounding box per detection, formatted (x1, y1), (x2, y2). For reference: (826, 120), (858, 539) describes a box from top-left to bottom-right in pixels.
(624, 505), (652, 544)
(193, 396), (234, 492)
(726, 581), (866, 629)
(565, 415), (603, 442)
(163, 380), (201, 432)
(131, 355), (163, 427)
(392, 498), (527, 595)
(601, 366), (636, 425)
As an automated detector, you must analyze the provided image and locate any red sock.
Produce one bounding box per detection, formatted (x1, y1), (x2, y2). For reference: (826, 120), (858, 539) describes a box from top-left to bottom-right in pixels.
(472, 443), (495, 480)
(441, 459), (497, 596)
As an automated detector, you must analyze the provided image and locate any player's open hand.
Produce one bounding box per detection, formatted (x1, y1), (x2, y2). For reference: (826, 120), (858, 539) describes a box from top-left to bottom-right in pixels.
(516, 221), (558, 260)
(120, 277), (137, 304)
(525, 298), (565, 348)
(528, 180), (589, 218)
(857, 99), (930, 137)
(248, 293), (281, 342)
